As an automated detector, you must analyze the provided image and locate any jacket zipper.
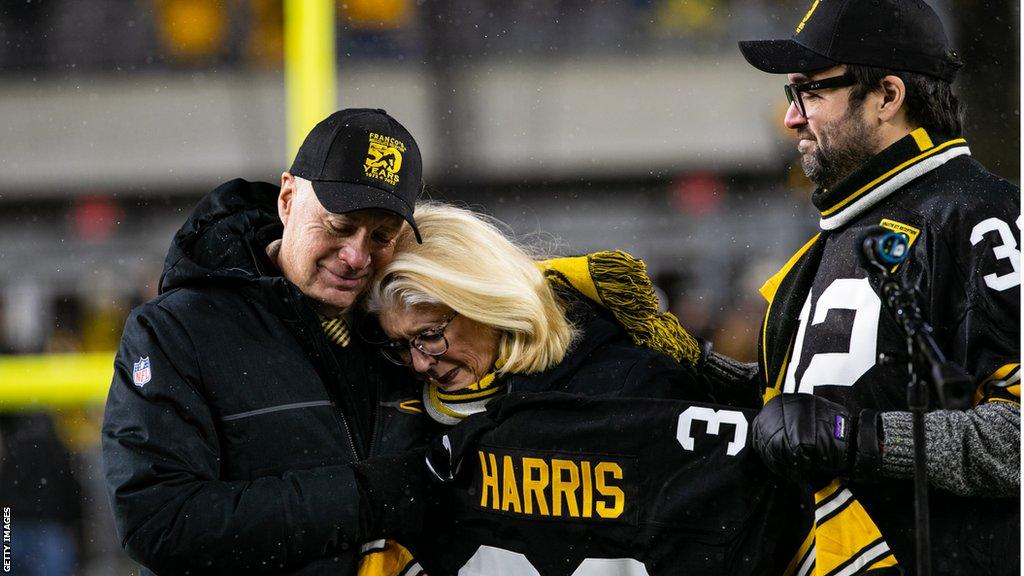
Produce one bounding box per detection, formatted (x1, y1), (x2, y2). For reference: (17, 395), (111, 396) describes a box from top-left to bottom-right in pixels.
(364, 358), (383, 457)
(287, 291), (363, 462)
(336, 408), (359, 463)
(318, 333), (363, 461)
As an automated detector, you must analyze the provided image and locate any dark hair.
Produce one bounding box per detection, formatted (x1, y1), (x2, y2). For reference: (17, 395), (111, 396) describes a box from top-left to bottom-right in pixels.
(845, 64), (964, 137)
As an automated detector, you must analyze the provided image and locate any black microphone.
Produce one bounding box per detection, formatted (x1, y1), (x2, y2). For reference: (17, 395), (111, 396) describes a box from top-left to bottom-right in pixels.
(860, 226), (910, 275)
(859, 227), (973, 410)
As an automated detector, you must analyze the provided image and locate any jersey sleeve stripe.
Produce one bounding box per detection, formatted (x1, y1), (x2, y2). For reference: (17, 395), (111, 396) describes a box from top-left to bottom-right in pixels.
(987, 363), (1020, 382)
(795, 545), (816, 576)
(399, 560), (425, 576)
(824, 537), (892, 576)
(974, 363), (1020, 405)
(815, 489), (854, 526)
(810, 482), (899, 576)
(359, 539), (388, 556)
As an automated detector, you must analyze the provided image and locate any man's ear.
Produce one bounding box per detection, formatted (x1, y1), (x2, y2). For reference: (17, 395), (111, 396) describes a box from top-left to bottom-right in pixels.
(279, 172), (297, 225)
(876, 75), (907, 123)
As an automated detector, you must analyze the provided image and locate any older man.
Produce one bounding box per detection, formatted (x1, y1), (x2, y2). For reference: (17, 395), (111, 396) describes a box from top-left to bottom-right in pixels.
(704, 1), (1020, 574)
(102, 109), (429, 575)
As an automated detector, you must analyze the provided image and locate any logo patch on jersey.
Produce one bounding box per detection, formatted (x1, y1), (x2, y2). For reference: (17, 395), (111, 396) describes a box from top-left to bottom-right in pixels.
(132, 357), (152, 387)
(879, 219), (921, 271)
(879, 219), (920, 244)
(475, 447), (637, 525)
(364, 132), (406, 186)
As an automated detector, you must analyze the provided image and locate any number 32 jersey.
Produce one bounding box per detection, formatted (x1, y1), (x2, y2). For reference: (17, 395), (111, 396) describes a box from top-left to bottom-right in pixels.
(757, 128), (1020, 575)
(762, 129), (1020, 412)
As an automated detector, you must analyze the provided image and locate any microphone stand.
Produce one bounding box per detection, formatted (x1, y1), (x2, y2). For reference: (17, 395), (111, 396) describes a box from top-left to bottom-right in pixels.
(861, 231), (973, 576)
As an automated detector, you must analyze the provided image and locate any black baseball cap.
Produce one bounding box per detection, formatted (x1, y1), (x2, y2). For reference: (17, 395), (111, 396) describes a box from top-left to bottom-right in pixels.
(290, 108), (423, 242)
(738, 0), (961, 82)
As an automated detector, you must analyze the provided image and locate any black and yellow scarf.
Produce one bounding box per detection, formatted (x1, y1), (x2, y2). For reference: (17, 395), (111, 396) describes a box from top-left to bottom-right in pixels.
(423, 250), (704, 423)
(538, 249), (702, 365)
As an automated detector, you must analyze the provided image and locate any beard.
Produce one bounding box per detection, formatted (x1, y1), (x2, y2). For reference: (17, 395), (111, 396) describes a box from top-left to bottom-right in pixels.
(799, 105), (879, 190)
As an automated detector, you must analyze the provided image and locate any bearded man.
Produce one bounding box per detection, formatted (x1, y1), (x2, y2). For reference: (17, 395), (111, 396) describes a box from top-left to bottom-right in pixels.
(686, 1), (1021, 574)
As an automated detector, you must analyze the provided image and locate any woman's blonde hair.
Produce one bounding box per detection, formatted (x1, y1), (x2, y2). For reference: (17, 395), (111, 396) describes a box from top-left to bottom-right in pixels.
(365, 201), (575, 375)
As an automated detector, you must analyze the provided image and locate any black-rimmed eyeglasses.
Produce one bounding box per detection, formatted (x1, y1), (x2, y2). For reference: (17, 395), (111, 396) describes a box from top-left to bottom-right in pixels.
(784, 73), (857, 118)
(379, 313), (457, 366)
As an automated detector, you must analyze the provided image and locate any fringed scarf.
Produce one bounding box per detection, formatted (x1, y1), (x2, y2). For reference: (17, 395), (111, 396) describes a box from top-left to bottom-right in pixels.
(538, 249), (703, 365)
(423, 249), (703, 422)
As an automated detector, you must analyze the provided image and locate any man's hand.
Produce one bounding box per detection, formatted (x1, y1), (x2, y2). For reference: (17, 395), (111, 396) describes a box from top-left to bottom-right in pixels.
(752, 394), (881, 484)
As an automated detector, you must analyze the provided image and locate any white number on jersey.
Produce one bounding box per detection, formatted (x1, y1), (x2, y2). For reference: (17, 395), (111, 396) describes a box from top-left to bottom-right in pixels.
(676, 407), (748, 456)
(783, 277), (881, 393)
(459, 546), (538, 575)
(458, 545), (651, 576)
(970, 216), (1022, 292)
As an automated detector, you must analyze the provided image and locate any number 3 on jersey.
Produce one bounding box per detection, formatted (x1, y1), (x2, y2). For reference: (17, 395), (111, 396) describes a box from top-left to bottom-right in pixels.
(970, 216), (1022, 292)
(783, 277), (881, 393)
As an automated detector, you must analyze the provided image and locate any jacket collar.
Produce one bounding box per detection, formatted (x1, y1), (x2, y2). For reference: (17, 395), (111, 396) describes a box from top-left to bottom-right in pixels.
(812, 128), (970, 231)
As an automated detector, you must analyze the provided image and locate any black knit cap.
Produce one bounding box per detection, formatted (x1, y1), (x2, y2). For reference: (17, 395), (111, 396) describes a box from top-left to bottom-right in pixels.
(290, 108), (423, 242)
(739, 0), (961, 82)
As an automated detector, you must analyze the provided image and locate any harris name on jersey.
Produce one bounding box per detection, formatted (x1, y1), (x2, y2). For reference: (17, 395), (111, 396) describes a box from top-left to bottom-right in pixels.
(475, 448), (637, 523)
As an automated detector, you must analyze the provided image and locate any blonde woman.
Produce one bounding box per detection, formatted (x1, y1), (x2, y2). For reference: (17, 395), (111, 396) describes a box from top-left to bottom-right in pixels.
(364, 202), (709, 425)
(356, 202), (734, 576)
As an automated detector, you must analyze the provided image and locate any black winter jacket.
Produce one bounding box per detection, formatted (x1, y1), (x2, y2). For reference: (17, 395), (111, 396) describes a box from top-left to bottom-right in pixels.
(102, 179), (428, 576)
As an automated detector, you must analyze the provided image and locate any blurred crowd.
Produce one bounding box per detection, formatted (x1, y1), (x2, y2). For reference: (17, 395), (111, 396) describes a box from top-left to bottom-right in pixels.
(0, 0), (809, 73)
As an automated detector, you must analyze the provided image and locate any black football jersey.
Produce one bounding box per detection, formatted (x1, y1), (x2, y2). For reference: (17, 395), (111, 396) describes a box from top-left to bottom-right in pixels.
(763, 132), (1019, 409)
(415, 392), (804, 576)
(758, 129), (1020, 576)
(778, 179), (1018, 411)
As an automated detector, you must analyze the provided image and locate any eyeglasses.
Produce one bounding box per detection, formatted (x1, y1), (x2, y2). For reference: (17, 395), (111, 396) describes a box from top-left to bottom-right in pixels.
(379, 313), (457, 366)
(784, 73), (857, 118)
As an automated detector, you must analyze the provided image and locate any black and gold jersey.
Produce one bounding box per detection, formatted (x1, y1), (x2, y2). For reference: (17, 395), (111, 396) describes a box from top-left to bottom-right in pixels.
(758, 128), (1020, 575)
(416, 392), (805, 576)
(761, 129), (1019, 409)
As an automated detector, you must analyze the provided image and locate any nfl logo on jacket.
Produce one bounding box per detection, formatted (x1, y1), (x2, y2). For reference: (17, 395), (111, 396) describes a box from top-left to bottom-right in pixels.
(132, 357), (151, 387)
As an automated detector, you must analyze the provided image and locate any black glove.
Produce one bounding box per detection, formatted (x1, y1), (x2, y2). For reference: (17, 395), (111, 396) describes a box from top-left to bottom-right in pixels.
(425, 410), (500, 484)
(353, 450), (427, 539)
(751, 394), (882, 485)
(697, 340), (762, 408)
